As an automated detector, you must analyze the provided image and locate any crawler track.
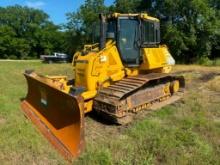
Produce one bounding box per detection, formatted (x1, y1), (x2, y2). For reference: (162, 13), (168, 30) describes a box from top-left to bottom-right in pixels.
(94, 73), (185, 124)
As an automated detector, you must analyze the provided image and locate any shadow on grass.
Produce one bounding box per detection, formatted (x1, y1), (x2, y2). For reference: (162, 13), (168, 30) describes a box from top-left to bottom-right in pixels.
(86, 110), (119, 126)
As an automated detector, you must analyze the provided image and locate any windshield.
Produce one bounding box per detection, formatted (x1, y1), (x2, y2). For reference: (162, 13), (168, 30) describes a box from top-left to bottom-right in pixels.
(117, 18), (140, 66)
(106, 19), (117, 38)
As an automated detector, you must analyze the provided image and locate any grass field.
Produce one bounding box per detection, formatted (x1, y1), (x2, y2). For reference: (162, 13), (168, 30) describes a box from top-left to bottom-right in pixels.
(0, 61), (220, 165)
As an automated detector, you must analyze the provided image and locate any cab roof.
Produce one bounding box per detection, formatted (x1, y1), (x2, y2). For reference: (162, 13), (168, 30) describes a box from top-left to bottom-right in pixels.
(107, 13), (159, 22)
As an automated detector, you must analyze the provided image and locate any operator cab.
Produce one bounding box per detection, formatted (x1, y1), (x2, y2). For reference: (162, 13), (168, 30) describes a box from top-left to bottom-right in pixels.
(100, 13), (160, 67)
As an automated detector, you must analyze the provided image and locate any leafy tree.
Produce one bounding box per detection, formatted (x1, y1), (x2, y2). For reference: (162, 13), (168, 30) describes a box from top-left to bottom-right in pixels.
(0, 5), (66, 59)
(139, 0), (220, 62)
(0, 25), (30, 59)
(65, 0), (107, 54)
(114, 0), (141, 13)
(209, 0), (220, 59)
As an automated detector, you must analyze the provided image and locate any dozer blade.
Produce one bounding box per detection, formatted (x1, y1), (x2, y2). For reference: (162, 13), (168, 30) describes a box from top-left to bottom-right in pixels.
(20, 72), (84, 160)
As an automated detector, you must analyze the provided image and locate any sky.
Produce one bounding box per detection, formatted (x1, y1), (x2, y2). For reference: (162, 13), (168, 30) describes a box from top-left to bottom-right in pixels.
(0, 0), (114, 25)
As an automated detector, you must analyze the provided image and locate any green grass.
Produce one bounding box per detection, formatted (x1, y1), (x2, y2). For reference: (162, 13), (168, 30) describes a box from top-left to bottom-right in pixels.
(0, 61), (220, 164)
(0, 61), (72, 164)
(197, 57), (220, 66)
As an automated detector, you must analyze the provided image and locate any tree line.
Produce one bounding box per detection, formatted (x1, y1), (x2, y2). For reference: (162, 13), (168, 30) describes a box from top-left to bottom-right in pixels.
(0, 5), (65, 59)
(0, 1), (220, 63)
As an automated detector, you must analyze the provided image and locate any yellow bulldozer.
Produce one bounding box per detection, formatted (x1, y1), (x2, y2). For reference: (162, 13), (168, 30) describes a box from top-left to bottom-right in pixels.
(21, 13), (185, 160)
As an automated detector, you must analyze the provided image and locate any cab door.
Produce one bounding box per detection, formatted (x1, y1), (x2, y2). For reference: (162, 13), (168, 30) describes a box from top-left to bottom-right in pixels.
(117, 18), (140, 67)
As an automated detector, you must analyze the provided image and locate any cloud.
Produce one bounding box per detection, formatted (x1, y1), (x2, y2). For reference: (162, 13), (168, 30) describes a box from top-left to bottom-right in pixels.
(26, 1), (45, 9)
